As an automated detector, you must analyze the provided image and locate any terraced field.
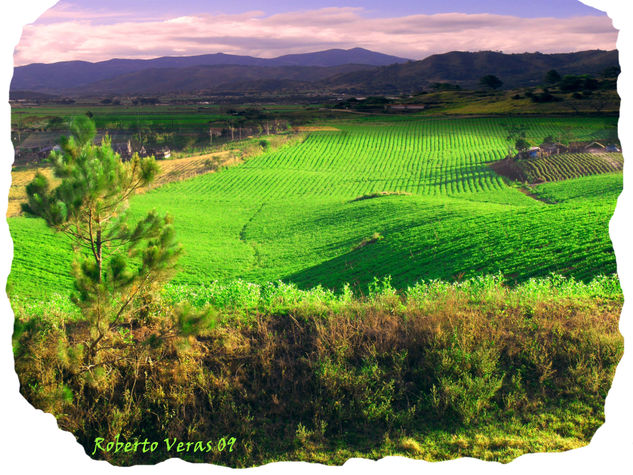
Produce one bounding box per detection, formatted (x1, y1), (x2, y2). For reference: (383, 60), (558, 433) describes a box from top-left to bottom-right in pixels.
(517, 152), (623, 183)
(8, 116), (621, 298)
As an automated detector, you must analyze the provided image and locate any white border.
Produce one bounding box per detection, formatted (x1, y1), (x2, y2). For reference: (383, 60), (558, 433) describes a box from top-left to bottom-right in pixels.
(1, 1), (631, 474)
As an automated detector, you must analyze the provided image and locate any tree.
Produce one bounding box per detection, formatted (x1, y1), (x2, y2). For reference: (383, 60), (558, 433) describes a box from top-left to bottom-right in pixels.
(559, 74), (599, 93)
(587, 92), (611, 113)
(502, 123), (528, 157)
(602, 66), (620, 79)
(480, 75), (503, 90)
(515, 138), (531, 154)
(557, 126), (575, 146)
(22, 116), (208, 369)
(545, 69), (561, 85)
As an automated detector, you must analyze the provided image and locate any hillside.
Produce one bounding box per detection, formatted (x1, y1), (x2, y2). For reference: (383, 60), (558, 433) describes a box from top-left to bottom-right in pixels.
(68, 64), (377, 96)
(324, 50), (619, 93)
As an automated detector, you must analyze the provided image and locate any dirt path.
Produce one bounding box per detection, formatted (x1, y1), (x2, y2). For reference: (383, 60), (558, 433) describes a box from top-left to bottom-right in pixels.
(239, 203), (266, 270)
(517, 186), (556, 204)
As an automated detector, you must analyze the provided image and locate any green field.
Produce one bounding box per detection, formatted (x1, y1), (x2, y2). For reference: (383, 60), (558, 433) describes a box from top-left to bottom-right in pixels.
(8, 116), (621, 298)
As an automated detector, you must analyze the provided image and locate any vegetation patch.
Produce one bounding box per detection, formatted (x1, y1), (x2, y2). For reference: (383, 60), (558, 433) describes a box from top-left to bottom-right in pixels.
(13, 274), (623, 467)
(295, 126), (341, 132)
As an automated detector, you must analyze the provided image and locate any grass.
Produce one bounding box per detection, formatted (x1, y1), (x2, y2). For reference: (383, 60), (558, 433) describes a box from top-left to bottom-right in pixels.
(8, 116), (621, 298)
(12, 273), (622, 324)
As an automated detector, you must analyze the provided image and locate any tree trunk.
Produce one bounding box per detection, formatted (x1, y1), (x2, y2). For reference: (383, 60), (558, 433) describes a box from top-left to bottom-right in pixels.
(96, 229), (102, 283)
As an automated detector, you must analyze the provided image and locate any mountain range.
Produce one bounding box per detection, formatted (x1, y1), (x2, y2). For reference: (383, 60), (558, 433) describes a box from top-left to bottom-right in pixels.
(11, 48), (408, 94)
(11, 48), (618, 97)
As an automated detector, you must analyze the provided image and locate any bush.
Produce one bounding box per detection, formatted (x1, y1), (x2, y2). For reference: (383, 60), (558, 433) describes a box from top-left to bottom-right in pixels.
(13, 274), (623, 466)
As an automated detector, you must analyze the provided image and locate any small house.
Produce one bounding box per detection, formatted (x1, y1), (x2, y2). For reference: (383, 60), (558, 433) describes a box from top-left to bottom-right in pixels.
(605, 144), (621, 153)
(154, 148), (171, 159)
(527, 147), (541, 158)
(540, 142), (568, 156)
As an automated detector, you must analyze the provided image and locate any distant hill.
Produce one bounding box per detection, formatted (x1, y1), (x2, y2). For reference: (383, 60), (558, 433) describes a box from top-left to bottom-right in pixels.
(323, 50), (619, 93)
(66, 64), (378, 96)
(11, 49), (618, 97)
(11, 48), (409, 94)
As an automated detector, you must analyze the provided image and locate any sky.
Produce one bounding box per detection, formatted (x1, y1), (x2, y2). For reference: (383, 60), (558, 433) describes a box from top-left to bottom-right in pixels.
(14, 0), (618, 65)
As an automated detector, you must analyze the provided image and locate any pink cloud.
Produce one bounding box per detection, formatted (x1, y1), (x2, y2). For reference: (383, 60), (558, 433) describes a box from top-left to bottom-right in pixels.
(14, 7), (618, 66)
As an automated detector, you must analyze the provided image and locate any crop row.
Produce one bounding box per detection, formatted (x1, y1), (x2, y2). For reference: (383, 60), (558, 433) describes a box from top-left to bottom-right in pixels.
(519, 153), (623, 183)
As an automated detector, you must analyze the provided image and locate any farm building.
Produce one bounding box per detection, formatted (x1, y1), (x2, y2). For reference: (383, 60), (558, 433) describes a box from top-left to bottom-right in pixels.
(112, 140), (133, 160)
(151, 147), (172, 159)
(209, 127), (224, 138)
(540, 142), (568, 155)
(527, 147), (541, 158)
(584, 142), (606, 153)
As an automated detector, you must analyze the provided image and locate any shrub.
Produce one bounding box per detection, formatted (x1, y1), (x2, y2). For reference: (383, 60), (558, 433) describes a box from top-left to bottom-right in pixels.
(13, 274), (623, 466)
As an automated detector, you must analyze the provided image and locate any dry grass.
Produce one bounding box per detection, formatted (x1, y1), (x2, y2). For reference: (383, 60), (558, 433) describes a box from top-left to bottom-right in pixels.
(8, 152), (240, 218)
(294, 126), (341, 132)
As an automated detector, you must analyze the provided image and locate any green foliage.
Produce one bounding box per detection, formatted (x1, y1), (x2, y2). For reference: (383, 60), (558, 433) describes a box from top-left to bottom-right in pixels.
(433, 345), (505, 425)
(515, 138), (531, 152)
(480, 75), (503, 90)
(602, 66), (620, 79)
(545, 69), (562, 85)
(559, 75), (599, 93)
(502, 123), (528, 155)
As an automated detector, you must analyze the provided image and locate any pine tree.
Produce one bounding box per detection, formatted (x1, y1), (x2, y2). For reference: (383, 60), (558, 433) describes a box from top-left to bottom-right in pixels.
(22, 116), (202, 367)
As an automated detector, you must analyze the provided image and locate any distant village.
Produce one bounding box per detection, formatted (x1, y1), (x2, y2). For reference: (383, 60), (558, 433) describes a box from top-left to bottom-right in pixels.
(12, 120), (291, 167)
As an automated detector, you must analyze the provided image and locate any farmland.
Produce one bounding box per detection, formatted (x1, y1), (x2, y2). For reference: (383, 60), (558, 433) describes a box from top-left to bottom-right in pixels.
(9, 111), (624, 466)
(8, 115), (620, 298)
(491, 151), (624, 184)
